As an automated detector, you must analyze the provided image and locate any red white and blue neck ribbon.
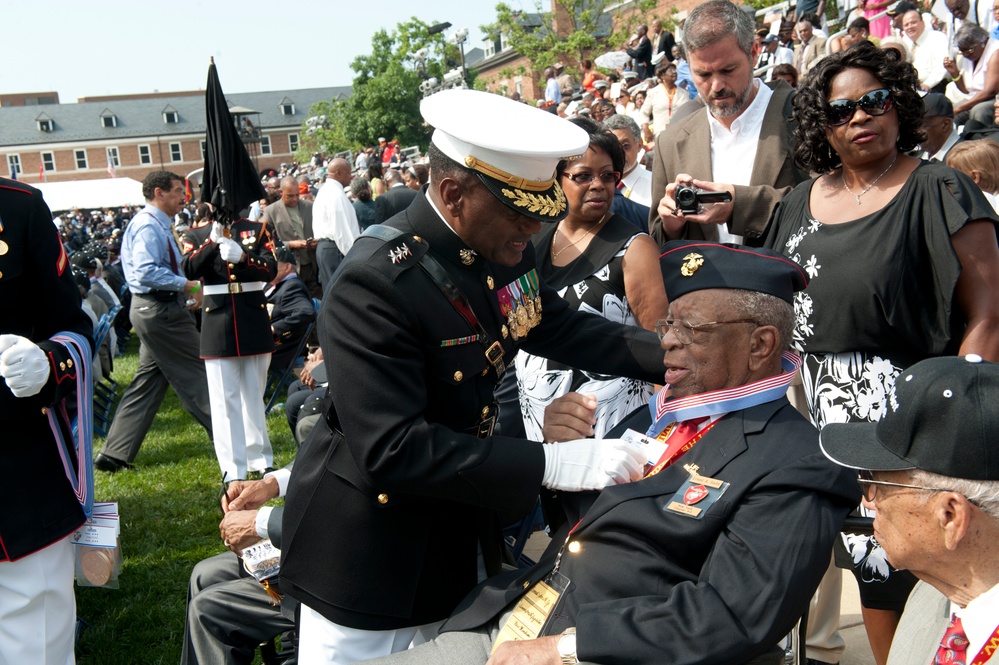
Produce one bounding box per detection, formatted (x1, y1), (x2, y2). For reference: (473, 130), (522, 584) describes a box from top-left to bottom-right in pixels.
(46, 332), (94, 519)
(647, 351), (802, 437)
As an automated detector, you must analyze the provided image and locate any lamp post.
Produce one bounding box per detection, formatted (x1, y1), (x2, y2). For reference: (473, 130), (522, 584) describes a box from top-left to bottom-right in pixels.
(449, 27), (469, 86)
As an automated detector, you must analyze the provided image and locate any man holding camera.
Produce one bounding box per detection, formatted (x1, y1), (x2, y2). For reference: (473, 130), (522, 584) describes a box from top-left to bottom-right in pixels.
(649, 1), (805, 247)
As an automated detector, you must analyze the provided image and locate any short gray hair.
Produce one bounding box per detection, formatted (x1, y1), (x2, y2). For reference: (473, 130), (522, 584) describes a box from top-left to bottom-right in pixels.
(682, 0), (756, 58)
(955, 22), (989, 50)
(908, 469), (999, 521)
(728, 289), (794, 351)
(602, 114), (641, 141)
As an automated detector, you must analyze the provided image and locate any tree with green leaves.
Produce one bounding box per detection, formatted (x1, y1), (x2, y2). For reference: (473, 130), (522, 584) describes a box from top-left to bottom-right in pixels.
(482, 0), (660, 85)
(297, 18), (464, 159)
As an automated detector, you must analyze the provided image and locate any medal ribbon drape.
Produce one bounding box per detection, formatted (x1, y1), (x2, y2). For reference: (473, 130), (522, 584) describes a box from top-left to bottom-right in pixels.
(46, 332), (94, 519)
(647, 351), (802, 437)
(646, 416), (712, 477)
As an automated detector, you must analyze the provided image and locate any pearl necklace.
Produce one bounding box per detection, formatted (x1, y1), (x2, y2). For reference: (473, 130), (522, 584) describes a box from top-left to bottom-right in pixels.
(551, 213), (608, 261)
(841, 153), (898, 205)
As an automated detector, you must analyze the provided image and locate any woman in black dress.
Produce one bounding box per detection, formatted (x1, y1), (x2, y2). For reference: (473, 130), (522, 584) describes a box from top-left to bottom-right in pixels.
(765, 41), (999, 665)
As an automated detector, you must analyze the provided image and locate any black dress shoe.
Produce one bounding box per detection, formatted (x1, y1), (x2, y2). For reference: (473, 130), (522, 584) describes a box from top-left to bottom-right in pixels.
(94, 454), (134, 473)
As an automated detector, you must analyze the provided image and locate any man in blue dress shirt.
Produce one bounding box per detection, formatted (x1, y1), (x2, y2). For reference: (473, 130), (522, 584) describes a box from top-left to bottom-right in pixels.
(95, 170), (214, 472)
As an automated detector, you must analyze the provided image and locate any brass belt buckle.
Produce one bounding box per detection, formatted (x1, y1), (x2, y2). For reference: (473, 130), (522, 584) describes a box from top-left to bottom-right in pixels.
(484, 341), (505, 377)
(476, 415), (496, 438)
(228, 283), (244, 294)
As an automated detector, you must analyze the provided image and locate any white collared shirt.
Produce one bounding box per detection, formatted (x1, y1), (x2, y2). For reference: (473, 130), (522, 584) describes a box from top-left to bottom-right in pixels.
(923, 128), (961, 161)
(620, 163), (654, 207)
(953, 580), (999, 659)
(906, 27), (950, 88)
(707, 79), (773, 244)
(312, 177), (360, 253)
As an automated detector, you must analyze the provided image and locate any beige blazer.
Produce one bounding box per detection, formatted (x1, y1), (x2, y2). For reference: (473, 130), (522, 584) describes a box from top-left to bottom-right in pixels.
(886, 581), (950, 665)
(648, 80), (803, 246)
(262, 199), (315, 267)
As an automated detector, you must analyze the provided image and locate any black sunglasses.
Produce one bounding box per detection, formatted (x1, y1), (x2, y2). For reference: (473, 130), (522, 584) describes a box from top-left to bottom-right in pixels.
(825, 88), (894, 126)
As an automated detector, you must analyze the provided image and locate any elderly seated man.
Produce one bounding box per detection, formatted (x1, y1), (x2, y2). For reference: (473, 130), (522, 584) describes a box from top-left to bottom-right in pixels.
(364, 242), (859, 665)
(821, 355), (999, 665)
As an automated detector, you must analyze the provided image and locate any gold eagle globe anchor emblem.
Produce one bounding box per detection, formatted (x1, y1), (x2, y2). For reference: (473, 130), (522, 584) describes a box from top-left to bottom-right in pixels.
(680, 253), (704, 277)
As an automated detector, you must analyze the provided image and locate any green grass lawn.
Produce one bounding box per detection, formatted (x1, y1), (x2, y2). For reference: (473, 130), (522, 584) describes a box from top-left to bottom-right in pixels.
(76, 339), (298, 664)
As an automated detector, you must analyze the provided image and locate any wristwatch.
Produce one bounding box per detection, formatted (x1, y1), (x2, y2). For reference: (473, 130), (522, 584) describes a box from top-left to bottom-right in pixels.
(557, 628), (578, 665)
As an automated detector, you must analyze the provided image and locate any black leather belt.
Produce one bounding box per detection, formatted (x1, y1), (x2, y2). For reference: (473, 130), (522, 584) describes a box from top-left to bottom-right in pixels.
(139, 290), (181, 302)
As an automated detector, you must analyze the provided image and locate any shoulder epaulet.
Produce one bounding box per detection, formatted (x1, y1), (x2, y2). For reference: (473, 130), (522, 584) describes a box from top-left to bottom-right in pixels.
(361, 224), (429, 270)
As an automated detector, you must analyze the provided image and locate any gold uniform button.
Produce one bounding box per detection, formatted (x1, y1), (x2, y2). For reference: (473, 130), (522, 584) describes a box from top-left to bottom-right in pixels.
(228, 263), (235, 269)
(487, 276), (495, 290)
(481, 406), (490, 419)
(229, 274), (237, 281)
(567, 541), (581, 554)
(0, 271), (4, 278)
(377, 493), (389, 504)
(501, 325), (509, 339)
(481, 368), (489, 377)
(67, 359), (73, 368)
(453, 371), (463, 382)
(413, 235), (422, 243)
(522, 580), (530, 589)
(60, 362), (66, 371)
(41, 407), (47, 415)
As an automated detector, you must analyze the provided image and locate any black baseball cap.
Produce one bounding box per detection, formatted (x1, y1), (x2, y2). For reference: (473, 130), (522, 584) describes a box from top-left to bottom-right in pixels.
(821, 355), (999, 480)
(887, 1), (917, 16)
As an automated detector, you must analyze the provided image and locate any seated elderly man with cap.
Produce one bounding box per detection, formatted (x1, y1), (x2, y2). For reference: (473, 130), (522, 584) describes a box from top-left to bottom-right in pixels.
(279, 89), (668, 664)
(820, 355), (999, 665)
(361, 242), (859, 665)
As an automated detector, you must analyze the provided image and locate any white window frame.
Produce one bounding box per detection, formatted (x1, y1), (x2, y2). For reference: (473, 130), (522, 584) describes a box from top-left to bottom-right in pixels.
(169, 142), (183, 162)
(74, 149), (88, 170)
(7, 154), (21, 176)
(40, 151), (55, 172)
(138, 144), (152, 165)
(106, 146), (120, 167)
(101, 115), (117, 128)
(37, 119), (54, 132)
(200, 140), (207, 160)
(280, 103), (295, 115)
(260, 135), (272, 155)
(163, 111), (179, 124)
(288, 133), (299, 152)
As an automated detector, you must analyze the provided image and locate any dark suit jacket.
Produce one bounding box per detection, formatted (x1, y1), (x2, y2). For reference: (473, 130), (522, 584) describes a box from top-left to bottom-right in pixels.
(266, 275), (315, 370)
(626, 36), (653, 79)
(374, 184), (419, 225)
(648, 80), (806, 246)
(441, 398), (859, 665)
(261, 200), (315, 269)
(655, 30), (676, 61)
(280, 193), (664, 631)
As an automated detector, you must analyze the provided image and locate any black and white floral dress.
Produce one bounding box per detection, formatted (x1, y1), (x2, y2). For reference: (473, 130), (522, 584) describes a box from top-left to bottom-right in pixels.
(765, 161), (997, 607)
(516, 215), (654, 442)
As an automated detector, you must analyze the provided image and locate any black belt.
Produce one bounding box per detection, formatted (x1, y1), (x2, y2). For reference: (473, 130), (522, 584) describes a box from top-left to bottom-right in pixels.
(138, 290), (181, 302)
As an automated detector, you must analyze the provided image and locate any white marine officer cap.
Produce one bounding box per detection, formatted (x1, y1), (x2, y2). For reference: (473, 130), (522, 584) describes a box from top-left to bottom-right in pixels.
(420, 89), (589, 222)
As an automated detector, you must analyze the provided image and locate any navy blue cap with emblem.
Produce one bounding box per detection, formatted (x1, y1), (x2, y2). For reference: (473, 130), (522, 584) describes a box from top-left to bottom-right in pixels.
(659, 241), (808, 304)
(821, 355), (999, 481)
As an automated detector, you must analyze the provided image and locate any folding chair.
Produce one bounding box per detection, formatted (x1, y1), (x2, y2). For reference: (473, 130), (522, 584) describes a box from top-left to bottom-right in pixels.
(264, 299), (321, 414)
(502, 499), (546, 569)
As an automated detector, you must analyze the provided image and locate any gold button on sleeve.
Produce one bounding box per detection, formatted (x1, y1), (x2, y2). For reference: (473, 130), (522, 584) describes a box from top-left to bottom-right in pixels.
(377, 493), (389, 504)
(453, 371), (463, 382)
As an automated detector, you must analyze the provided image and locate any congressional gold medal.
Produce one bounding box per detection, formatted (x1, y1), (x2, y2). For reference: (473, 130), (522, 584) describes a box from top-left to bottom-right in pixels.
(81, 548), (114, 586)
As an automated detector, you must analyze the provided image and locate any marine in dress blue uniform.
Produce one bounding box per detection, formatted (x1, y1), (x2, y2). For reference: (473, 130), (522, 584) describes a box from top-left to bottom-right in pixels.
(183, 217), (277, 481)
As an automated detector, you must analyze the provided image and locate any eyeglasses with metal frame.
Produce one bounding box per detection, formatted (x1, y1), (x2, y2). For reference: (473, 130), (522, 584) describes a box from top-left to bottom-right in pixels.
(825, 88), (894, 127)
(655, 318), (758, 344)
(856, 469), (959, 503)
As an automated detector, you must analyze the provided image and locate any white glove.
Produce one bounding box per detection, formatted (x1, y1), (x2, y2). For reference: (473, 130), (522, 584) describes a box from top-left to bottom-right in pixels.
(218, 237), (244, 263)
(210, 222), (226, 244)
(541, 439), (646, 492)
(0, 334), (51, 397)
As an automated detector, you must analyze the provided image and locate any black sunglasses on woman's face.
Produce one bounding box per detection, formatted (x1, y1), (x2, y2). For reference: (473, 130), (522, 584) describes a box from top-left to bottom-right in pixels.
(825, 88), (894, 126)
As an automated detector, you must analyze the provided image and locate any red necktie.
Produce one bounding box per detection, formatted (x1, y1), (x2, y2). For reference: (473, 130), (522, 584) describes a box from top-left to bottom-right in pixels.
(934, 614), (969, 665)
(650, 416), (709, 471)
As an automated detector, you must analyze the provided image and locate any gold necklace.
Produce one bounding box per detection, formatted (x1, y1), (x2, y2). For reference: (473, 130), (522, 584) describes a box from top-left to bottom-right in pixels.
(551, 214), (608, 261)
(841, 153), (898, 205)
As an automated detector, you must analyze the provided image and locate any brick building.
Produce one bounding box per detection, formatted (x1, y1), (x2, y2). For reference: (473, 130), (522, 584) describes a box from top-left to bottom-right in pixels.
(474, 0), (702, 101)
(0, 87), (349, 185)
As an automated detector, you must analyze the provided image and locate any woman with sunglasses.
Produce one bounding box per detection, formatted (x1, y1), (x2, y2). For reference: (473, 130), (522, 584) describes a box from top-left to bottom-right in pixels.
(765, 41), (999, 665)
(516, 118), (668, 483)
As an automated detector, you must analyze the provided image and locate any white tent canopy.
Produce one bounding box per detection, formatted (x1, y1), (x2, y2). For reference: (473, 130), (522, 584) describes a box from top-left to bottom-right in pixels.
(35, 177), (144, 213)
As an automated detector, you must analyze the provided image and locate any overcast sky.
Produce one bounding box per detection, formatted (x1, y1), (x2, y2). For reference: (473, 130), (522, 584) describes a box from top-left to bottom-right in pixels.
(3, 1), (516, 103)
